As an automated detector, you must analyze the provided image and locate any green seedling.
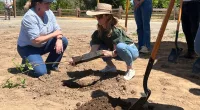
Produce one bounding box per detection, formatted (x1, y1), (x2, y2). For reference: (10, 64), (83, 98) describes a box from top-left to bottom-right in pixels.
(2, 78), (26, 89)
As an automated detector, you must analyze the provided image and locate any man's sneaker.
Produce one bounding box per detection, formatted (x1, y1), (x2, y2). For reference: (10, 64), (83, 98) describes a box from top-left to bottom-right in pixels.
(100, 65), (117, 73)
(124, 69), (135, 80)
(139, 46), (149, 54)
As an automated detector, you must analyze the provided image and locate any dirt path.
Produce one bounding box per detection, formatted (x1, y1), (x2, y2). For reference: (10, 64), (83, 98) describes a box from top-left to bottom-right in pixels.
(0, 17), (199, 110)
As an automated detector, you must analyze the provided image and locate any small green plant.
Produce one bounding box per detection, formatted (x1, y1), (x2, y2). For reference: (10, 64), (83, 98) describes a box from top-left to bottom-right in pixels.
(2, 58), (33, 89)
(5, 58), (65, 89)
(178, 33), (185, 38)
(170, 31), (185, 38)
(12, 58), (34, 73)
(2, 78), (26, 89)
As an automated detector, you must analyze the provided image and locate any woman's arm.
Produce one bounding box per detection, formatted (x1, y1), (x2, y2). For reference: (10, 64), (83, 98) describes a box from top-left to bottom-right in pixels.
(90, 45), (100, 52)
(31, 30), (62, 45)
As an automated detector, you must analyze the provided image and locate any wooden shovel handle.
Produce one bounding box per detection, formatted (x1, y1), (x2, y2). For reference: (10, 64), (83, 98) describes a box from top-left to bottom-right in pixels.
(151, 0), (176, 59)
(176, 0), (183, 31)
(125, 0), (130, 30)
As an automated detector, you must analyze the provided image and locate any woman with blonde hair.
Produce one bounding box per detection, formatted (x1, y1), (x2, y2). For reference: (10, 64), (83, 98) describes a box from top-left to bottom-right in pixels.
(70, 3), (139, 80)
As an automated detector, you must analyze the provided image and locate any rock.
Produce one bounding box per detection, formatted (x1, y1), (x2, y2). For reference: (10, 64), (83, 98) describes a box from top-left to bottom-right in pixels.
(76, 102), (81, 107)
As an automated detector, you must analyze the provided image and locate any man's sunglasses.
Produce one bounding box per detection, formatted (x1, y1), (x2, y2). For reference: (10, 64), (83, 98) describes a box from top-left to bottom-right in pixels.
(95, 15), (104, 19)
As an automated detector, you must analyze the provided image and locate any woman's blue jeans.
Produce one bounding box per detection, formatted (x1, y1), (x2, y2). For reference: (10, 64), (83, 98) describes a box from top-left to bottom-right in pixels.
(134, 0), (152, 50)
(97, 43), (139, 66)
(195, 25), (200, 56)
(17, 37), (68, 77)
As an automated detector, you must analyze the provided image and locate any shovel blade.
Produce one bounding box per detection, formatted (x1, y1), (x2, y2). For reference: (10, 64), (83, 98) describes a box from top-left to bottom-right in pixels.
(192, 58), (200, 74)
(168, 48), (183, 63)
(128, 90), (151, 110)
(128, 96), (147, 110)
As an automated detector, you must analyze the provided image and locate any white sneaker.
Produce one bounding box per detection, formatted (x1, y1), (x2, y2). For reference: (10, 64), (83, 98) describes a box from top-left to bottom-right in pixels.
(124, 69), (135, 80)
(100, 65), (117, 73)
(139, 46), (149, 54)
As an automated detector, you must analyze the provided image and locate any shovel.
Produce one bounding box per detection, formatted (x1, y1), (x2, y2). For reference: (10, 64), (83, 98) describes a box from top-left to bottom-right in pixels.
(128, 0), (176, 109)
(168, 0), (183, 63)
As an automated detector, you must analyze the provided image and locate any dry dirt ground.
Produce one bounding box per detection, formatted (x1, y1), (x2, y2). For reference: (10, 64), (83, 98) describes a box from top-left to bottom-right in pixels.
(0, 16), (200, 110)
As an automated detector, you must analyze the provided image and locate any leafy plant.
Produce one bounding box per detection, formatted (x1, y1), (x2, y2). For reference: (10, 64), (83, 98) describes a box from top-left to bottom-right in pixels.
(2, 58), (34, 89)
(2, 78), (26, 89)
(12, 58), (33, 73)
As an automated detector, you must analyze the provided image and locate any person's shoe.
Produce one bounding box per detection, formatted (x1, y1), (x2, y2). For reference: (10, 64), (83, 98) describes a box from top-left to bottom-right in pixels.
(124, 69), (135, 80)
(192, 58), (200, 74)
(139, 46), (150, 54)
(183, 51), (197, 59)
(47, 67), (60, 72)
(100, 65), (117, 73)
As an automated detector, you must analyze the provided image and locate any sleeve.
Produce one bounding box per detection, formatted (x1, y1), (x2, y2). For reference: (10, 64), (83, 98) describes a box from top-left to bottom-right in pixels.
(50, 10), (61, 31)
(91, 30), (102, 45)
(112, 29), (123, 44)
(22, 15), (40, 40)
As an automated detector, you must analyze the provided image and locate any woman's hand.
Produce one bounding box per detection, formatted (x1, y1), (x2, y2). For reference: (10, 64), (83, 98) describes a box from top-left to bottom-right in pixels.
(134, 0), (144, 10)
(55, 39), (63, 54)
(102, 50), (113, 57)
(68, 58), (75, 66)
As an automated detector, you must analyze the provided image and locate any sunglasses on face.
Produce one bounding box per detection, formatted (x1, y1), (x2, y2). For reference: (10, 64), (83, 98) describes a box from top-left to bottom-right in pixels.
(95, 15), (104, 19)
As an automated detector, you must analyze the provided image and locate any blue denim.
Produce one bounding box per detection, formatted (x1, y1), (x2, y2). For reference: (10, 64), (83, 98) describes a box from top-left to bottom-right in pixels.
(17, 37), (68, 77)
(94, 43), (139, 66)
(134, 0), (152, 50)
(195, 25), (200, 56)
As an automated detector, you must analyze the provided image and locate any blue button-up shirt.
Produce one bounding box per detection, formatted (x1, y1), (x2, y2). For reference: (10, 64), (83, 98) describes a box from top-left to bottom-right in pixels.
(18, 8), (61, 47)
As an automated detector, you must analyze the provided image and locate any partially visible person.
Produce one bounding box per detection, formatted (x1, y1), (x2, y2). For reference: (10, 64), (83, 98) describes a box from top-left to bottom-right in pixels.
(194, 25), (200, 56)
(193, 25), (200, 73)
(4, 0), (13, 20)
(181, 0), (200, 59)
(70, 3), (139, 80)
(24, 0), (31, 12)
(133, 0), (152, 54)
(17, 0), (68, 77)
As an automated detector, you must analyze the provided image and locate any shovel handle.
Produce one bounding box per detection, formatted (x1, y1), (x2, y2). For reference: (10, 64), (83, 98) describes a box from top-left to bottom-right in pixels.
(125, 0), (130, 30)
(128, 1), (176, 109)
(144, 0), (176, 103)
(175, 0), (183, 48)
(151, 0), (176, 59)
(176, 0), (183, 31)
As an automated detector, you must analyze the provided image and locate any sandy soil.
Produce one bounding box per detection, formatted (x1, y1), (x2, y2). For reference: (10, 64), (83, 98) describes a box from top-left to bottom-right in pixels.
(0, 16), (200, 110)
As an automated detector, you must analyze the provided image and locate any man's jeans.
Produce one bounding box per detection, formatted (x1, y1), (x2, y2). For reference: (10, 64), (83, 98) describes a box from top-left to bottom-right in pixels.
(17, 37), (68, 77)
(134, 0), (152, 50)
(195, 25), (200, 56)
(98, 43), (139, 66)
